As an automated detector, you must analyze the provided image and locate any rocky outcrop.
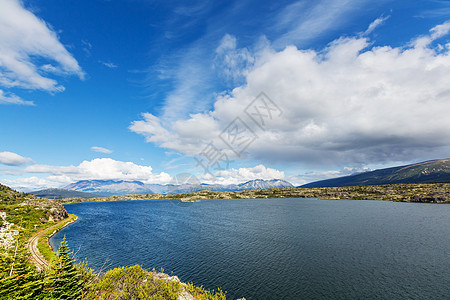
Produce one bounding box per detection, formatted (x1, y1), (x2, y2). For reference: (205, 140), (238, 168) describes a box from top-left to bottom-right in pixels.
(0, 212), (18, 249)
(20, 198), (69, 221)
(411, 193), (447, 203)
(1, 182), (69, 221)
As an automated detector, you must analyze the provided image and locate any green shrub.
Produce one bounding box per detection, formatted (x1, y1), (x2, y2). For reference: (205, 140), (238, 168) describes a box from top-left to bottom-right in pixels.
(185, 283), (227, 300)
(84, 265), (181, 300)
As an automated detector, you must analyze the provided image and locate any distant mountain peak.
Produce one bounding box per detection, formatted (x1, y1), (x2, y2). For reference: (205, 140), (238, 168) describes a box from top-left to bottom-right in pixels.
(31, 188), (103, 199)
(61, 178), (293, 196)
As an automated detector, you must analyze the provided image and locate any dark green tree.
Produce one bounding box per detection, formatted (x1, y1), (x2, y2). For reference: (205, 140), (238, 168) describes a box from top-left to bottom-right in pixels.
(0, 241), (45, 299)
(45, 236), (83, 299)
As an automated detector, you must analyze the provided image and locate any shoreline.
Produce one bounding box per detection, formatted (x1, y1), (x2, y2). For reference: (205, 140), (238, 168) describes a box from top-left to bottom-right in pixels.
(47, 214), (79, 252)
(64, 196), (447, 205)
(28, 213), (78, 270)
(58, 183), (450, 204)
(48, 214), (78, 241)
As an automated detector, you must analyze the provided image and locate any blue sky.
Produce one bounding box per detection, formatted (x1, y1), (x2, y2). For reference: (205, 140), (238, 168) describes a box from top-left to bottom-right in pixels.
(1, 0), (450, 191)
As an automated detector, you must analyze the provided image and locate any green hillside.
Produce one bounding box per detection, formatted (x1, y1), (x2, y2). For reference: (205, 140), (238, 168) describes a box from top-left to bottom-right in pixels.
(0, 183), (68, 232)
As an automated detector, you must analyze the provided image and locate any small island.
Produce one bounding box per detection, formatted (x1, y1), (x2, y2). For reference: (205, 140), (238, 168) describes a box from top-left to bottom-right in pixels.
(179, 197), (199, 203)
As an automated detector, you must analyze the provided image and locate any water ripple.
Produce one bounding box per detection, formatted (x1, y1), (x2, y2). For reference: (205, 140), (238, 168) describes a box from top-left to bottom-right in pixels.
(51, 199), (450, 300)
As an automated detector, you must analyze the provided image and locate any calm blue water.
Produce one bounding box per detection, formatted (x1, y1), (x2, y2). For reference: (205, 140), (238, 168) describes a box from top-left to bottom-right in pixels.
(50, 198), (450, 299)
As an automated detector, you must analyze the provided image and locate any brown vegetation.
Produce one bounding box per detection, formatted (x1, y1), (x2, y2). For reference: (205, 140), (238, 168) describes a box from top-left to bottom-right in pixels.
(62, 183), (449, 204)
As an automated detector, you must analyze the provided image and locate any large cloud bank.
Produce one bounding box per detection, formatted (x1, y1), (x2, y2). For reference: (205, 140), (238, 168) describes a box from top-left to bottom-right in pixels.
(1, 156), (287, 190)
(2, 158), (172, 191)
(131, 21), (450, 167)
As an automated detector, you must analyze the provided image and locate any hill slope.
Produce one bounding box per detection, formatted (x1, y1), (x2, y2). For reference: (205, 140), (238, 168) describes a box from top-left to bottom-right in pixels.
(0, 183), (69, 248)
(0, 183), (68, 220)
(302, 158), (450, 188)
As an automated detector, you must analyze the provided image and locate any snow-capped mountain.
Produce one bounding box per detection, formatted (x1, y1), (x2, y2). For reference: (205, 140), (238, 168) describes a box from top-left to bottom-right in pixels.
(238, 179), (293, 190)
(64, 180), (153, 195)
(63, 179), (293, 195)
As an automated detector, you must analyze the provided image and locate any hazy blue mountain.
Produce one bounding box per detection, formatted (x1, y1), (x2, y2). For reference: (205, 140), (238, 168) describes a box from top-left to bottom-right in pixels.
(301, 158), (450, 188)
(64, 180), (154, 195)
(238, 179), (293, 189)
(31, 188), (104, 199)
(63, 179), (293, 195)
(169, 179), (293, 194)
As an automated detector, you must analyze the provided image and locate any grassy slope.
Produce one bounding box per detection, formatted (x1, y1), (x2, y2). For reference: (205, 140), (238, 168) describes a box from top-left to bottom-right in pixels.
(0, 183), (68, 241)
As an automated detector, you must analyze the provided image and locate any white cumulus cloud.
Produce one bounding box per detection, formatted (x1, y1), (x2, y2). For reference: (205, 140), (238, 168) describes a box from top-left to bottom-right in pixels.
(2, 158), (174, 191)
(0, 151), (33, 166)
(2, 161), (288, 191)
(204, 164), (285, 185)
(22, 158), (172, 186)
(131, 21), (450, 168)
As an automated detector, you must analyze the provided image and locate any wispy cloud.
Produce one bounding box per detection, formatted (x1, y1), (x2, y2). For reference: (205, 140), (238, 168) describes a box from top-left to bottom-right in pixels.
(91, 146), (113, 154)
(412, 20), (450, 48)
(173, 1), (211, 17)
(0, 90), (34, 106)
(99, 60), (118, 68)
(81, 40), (92, 56)
(0, 0), (84, 105)
(139, 2), (258, 124)
(213, 34), (254, 85)
(293, 166), (373, 185)
(273, 0), (371, 48)
(418, 0), (450, 18)
(151, 45), (218, 122)
(364, 15), (390, 35)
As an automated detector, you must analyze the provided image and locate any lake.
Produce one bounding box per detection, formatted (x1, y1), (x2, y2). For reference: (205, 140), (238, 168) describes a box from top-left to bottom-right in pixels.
(50, 198), (449, 299)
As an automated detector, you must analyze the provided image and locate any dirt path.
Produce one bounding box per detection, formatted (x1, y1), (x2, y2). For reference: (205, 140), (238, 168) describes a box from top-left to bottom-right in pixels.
(27, 215), (78, 271)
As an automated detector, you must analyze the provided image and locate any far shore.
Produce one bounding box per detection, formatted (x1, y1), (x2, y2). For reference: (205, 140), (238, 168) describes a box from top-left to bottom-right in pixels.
(56, 183), (449, 204)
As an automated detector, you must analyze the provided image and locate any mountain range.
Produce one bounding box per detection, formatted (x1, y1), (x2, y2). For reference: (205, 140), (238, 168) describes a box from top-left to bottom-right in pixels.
(30, 158), (450, 198)
(31, 188), (104, 199)
(32, 179), (294, 198)
(302, 158), (450, 187)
